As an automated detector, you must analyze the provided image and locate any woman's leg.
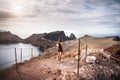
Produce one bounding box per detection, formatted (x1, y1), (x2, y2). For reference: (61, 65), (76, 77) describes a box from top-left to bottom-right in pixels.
(58, 52), (62, 61)
(59, 52), (62, 61)
(58, 52), (60, 61)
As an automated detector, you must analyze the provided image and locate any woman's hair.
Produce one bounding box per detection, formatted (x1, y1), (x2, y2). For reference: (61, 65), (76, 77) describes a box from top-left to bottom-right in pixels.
(57, 37), (63, 44)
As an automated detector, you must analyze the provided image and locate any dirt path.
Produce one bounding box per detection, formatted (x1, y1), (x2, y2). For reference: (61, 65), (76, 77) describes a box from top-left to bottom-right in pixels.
(40, 57), (77, 71)
(0, 57), (78, 80)
(1, 56), (120, 80)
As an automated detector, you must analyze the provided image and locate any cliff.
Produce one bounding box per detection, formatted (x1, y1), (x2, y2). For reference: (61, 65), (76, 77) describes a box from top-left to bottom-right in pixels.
(24, 31), (76, 50)
(24, 33), (55, 50)
(0, 31), (22, 44)
(43, 31), (76, 41)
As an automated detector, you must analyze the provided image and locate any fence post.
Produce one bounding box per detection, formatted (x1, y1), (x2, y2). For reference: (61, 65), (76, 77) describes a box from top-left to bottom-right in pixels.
(14, 48), (18, 68)
(77, 39), (81, 77)
(21, 48), (22, 63)
(31, 48), (33, 58)
(85, 41), (87, 63)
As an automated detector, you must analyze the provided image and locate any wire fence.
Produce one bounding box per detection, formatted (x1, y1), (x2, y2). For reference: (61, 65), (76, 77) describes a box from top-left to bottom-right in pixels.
(0, 47), (40, 70)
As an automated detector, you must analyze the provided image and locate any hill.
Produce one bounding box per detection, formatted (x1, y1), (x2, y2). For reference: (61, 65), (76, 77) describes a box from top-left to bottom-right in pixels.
(43, 35), (120, 58)
(0, 31), (22, 44)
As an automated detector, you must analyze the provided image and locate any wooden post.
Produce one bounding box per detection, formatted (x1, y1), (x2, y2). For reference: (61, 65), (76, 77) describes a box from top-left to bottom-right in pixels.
(85, 41), (87, 63)
(21, 48), (22, 63)
(14, 48), (18, 68)
(31, 48), (33, 58)
(77, 39), (80, 77)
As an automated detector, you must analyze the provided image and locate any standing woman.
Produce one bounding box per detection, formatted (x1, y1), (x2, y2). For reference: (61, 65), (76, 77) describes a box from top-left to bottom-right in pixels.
(56, 37), (63, 61)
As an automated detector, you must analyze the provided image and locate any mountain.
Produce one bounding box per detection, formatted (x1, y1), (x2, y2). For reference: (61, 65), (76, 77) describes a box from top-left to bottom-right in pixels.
(0, 31), (22, 44)
(24, 33), (55, 50)
(0, 30), (76, 50)
(43, 31), (76, 41)
(24, 31), (76, 50)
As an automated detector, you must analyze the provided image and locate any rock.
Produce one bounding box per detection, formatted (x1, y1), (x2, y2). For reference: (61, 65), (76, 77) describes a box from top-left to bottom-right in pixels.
(52, 69), (62, 75)
(75, 55), (97, 63)
(102, 52), (111, 59)
(69, 33), (76, 40)
(104, 44), (120, 56)
(74, 63), (120, 80)
(86, 56), (96, 63)
(62, 71), (78, 80)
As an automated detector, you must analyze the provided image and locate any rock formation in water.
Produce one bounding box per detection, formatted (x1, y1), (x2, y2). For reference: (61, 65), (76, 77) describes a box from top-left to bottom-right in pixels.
(0, 31), (22, 44)
(23, 33), (55, 50)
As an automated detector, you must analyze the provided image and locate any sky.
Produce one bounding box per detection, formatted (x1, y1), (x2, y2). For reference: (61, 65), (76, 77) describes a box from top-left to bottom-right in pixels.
(0, 0), (120, 38)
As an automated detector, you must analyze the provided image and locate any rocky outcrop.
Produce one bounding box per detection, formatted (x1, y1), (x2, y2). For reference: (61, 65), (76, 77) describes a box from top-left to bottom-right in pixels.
(43, 31), (76, 41)
(24, 31), (76, 50)
(104, 44), (120, 60)
(24, 33), (55, 51)
(44, 31), (66, 41)
(69, 33), (76, 40)
(0, 31), (22, 44)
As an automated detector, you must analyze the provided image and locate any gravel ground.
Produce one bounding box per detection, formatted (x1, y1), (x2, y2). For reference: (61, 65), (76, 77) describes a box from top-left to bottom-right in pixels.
(0, 56), (120, 80)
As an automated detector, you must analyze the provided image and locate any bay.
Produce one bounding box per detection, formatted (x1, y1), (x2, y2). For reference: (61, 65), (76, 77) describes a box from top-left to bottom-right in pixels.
(0, 43), (42, 70)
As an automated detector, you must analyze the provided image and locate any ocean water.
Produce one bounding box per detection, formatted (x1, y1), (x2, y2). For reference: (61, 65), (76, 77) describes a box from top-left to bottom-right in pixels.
(0, 43), (42, 70)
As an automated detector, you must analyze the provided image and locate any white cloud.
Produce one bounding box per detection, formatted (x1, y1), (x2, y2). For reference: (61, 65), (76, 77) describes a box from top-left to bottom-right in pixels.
(116, 17), (120, 22)
(111, 4), (120, 9)
(0, 0), (36, 17)
(0, 0), (120, 25)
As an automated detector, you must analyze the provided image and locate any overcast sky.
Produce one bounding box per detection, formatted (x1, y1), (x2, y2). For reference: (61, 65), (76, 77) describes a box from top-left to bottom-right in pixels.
(0, 0), (120, 38)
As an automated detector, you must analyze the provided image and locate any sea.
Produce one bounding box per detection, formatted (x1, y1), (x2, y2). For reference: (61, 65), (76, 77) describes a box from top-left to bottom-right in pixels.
(0, 43), (42, 70)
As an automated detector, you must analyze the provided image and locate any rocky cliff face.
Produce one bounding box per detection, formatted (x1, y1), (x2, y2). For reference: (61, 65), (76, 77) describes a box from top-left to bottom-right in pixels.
(0, 31), (22, 44)
(69, 33), (76, 40)
(44, 31), (76, 41)
(24, 31), (76, 50)
(24, 33), (55, 50)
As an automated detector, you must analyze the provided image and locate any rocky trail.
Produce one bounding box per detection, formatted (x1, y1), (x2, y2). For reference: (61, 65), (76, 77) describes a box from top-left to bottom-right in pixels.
(0, 55), (120, 80)
(0, 57), (78, 80)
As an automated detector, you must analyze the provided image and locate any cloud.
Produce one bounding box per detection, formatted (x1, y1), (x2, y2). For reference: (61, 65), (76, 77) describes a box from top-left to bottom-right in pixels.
(116, 17), (120, 23)
(0, 0), (36, 18)
(0, 0), (120, 26)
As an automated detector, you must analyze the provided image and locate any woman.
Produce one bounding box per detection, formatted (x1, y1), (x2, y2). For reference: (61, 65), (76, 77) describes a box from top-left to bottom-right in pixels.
(56, 37), (63, 61)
